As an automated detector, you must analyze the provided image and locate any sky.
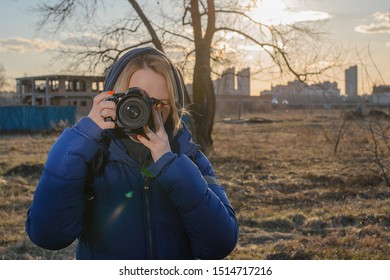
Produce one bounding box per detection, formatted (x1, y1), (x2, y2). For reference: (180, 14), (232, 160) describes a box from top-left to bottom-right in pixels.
(0, 0), (389, 95)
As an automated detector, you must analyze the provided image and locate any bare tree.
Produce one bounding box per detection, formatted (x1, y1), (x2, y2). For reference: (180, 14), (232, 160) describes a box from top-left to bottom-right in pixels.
(366, 118), (390, 187)
(34, 0), (335, 154)
(340, 110), (390, 188)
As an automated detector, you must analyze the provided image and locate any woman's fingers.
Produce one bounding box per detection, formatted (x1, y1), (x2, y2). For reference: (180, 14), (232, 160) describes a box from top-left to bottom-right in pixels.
(92, 91), (114, 106)
(136, 133), (151, 149)
(138, 121), (171, 162)
(100, 108), (117, 121)
(88, 91), (117, 129)
(151, 105), (164, 132)
(142, 123), (158, 141)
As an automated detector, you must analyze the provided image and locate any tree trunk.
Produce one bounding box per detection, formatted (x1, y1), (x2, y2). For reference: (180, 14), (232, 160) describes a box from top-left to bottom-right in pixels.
(191, 44), (215, 155)
(187, 0), (216, 155)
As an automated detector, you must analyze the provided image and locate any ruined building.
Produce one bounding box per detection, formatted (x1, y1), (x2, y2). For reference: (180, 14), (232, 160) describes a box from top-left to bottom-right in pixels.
(16, 75), (105, 117)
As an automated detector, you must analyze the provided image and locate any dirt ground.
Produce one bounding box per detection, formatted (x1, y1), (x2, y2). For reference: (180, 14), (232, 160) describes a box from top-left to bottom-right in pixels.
(0, 108), (389, 259)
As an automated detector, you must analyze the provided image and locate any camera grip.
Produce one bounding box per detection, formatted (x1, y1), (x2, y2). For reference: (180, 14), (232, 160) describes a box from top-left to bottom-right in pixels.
(104, 117), (114, 122)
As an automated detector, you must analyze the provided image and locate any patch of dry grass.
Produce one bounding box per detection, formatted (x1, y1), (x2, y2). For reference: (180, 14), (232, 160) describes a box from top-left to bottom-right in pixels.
(1, 108), (389, 259)
(212, 109), (390, 259)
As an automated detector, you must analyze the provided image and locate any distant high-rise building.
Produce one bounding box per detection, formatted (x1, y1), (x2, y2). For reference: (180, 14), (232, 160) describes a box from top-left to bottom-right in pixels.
(214, 67), (250, 95)
(222, 67), (236, 95)
(345, 66), (358, 96)
(236, 68), (250, 96)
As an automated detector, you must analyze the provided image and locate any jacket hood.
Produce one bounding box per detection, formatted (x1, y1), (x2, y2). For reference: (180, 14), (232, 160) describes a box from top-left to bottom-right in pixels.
(103, 47), (185, 110)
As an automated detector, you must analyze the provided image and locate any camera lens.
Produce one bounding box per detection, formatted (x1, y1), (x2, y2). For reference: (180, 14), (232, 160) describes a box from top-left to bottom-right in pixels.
(125, 105), (140, 119)
(116, 94), (151, 129)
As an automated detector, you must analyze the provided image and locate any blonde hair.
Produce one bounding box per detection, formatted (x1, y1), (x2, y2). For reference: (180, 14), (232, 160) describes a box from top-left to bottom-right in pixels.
(113, 53), (181, 136)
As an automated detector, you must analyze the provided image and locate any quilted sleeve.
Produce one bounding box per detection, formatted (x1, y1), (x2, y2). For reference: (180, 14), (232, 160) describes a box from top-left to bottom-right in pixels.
(25, 117), (104, 250)
(148, 151), (239, 259)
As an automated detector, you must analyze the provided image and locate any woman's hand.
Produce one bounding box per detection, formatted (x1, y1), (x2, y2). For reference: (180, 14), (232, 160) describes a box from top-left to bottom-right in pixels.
(137, 105), (172, 162)
(88, 91), (117, 130)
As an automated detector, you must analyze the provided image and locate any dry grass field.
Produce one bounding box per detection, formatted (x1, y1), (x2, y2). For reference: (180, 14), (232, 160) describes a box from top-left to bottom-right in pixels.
(1, 108), (389, 259)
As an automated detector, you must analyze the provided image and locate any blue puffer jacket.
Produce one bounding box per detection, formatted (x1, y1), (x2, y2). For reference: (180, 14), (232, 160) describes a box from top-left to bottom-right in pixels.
(26, 118), (238, 259)
(26, 47), (238, 259)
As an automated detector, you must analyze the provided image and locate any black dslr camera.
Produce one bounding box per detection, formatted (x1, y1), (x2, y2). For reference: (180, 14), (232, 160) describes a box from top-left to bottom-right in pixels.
(105, 87), (160, 136)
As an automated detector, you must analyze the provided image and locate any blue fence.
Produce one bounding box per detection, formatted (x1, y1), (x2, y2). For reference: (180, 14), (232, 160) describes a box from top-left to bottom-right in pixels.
(0, 106), (76, 131)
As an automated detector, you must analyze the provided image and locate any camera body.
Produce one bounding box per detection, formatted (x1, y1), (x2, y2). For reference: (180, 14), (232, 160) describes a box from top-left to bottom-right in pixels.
(105, 87), (157, 136)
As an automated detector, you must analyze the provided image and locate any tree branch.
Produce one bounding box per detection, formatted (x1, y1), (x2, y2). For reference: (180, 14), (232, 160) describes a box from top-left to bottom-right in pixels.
(127, 0), (164, 52)
(190, 0), (203, 41)
(204, 0), (216, 43)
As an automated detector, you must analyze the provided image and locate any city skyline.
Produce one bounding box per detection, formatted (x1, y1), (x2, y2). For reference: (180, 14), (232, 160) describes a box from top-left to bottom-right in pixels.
(0, 0), (389, 95)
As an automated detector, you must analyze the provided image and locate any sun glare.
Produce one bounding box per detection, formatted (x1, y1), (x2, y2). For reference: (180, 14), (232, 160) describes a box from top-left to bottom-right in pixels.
(250, 0), (331, 25)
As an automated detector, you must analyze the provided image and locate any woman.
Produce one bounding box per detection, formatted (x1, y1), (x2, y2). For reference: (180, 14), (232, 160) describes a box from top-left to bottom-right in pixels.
(26, 47), (238, 260)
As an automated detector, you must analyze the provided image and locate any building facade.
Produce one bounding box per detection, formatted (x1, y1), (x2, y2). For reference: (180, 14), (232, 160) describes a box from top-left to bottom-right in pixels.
(16, 75), (105, 117)
(372, 85), (390, 105)
(214, 67), (250, 96)
(260, 80), (340, 106)
(345, 66), (358, 97)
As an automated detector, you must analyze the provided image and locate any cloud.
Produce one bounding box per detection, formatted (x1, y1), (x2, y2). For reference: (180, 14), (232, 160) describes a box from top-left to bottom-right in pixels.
(0, 33), (115, 54)
(284, 10), (331, 24)
(0, 37), (60, 53)
(58, 32), (116, 48)
(355, 12), (390, 34)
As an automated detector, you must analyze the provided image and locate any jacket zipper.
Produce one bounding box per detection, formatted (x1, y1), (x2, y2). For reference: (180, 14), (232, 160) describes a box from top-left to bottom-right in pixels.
(143, 176), (154, 259)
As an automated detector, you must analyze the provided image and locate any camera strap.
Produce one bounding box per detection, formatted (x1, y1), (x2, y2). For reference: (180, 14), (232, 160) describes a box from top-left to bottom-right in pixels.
(81, 143), (110, 242)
